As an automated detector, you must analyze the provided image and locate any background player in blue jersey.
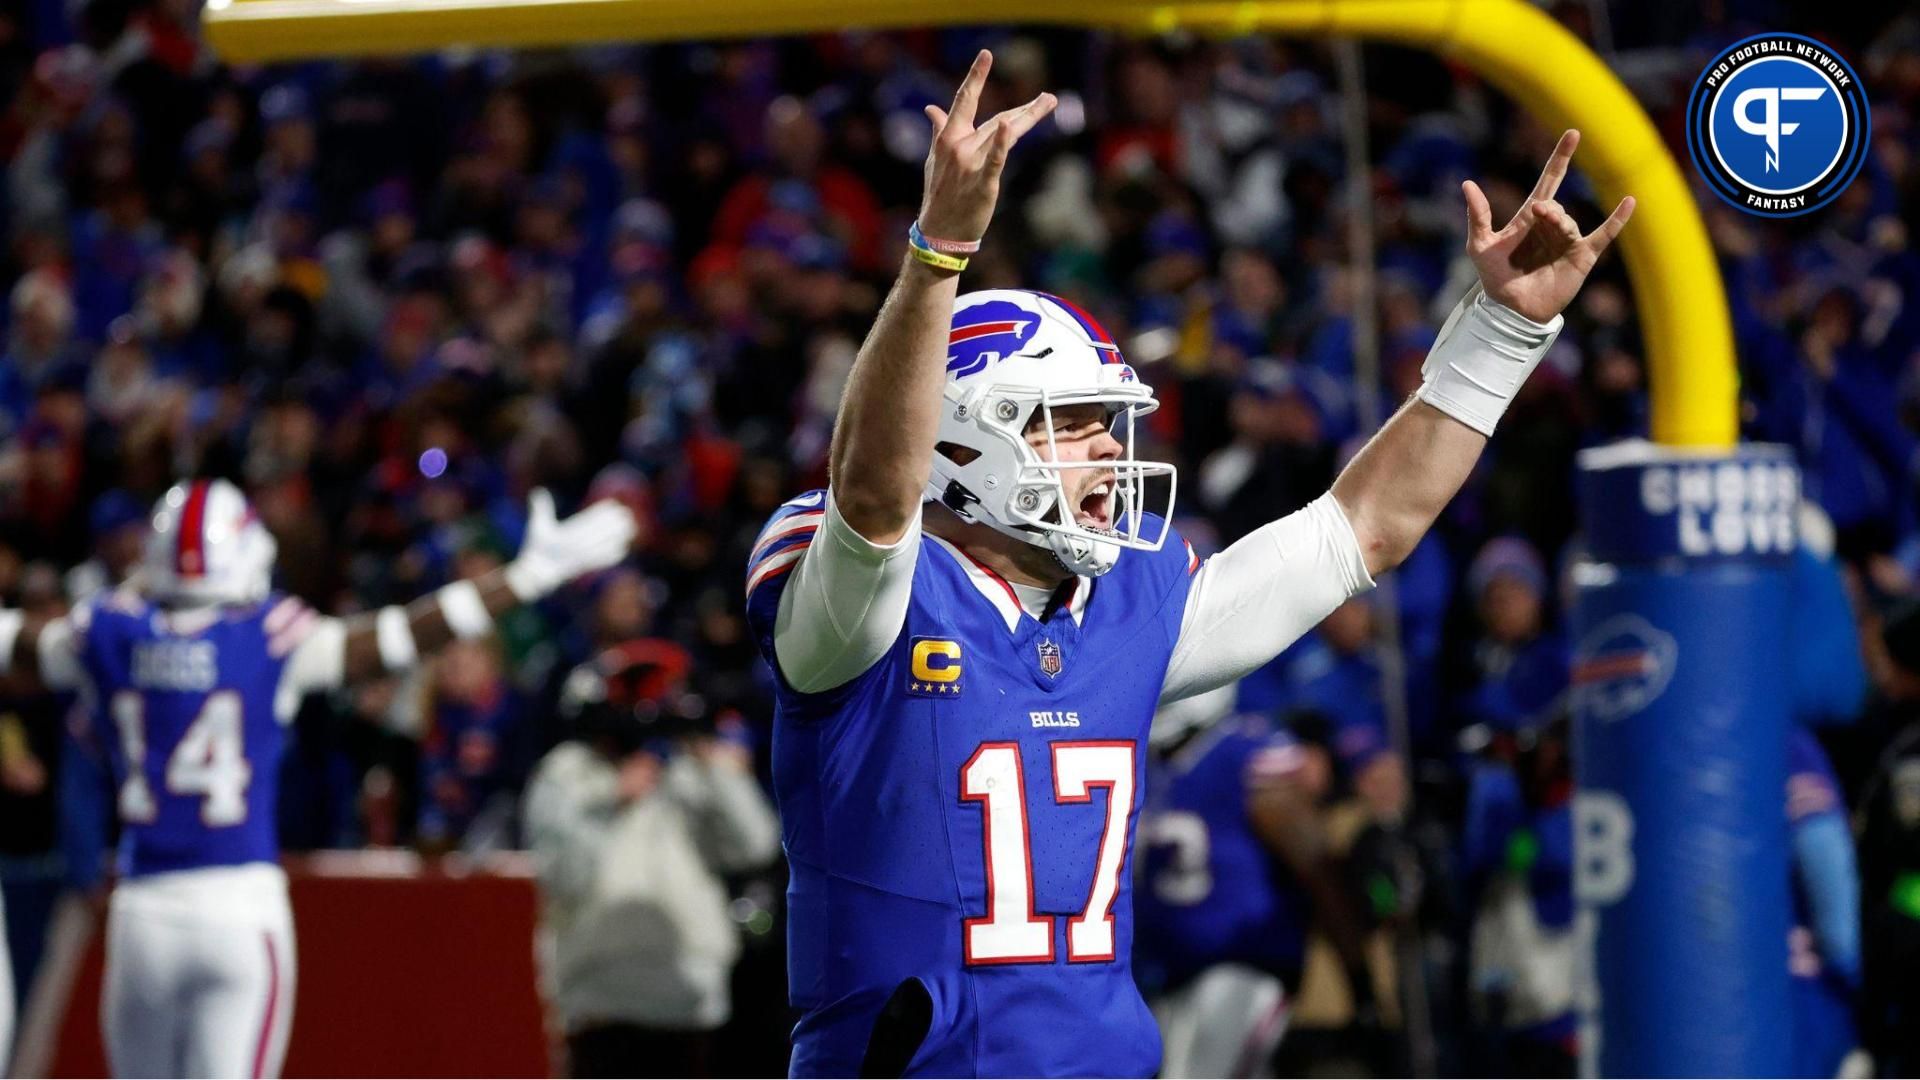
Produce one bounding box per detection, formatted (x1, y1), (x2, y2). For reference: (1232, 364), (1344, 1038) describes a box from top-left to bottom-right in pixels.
(745, 49), (1632, 1078)
(0, 477), (634, 1078)
(1135, 690), (1380, 1078)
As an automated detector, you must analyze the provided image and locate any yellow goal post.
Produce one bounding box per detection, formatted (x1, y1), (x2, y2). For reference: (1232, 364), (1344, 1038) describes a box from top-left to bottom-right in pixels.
(203, 0), (1737, 447)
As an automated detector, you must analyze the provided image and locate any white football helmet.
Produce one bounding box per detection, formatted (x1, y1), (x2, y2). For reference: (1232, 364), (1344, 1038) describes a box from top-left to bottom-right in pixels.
(140, 479), (277, 607)
(926, 290), (1177, 577)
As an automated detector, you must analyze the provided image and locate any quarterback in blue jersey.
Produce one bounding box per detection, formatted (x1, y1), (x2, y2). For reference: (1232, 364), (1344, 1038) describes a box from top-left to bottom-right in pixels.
(0, 478), (634, 1078)
(745, 50), (1633, 1078)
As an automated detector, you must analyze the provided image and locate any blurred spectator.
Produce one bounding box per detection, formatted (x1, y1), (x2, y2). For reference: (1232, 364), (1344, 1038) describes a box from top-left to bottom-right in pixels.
(0, 269), (75, 435)
(1791, 504), (1872, 729)
(1198, 358), (1339, 543)
(61, 488), (146, 600)
(1859, 602), (1920, 1076)
(1455, 537), (1569, 736)
(526, 643), (778, 1078)
(1238, 598), (1407, 824)
(1461, 713), (1576, 1078)
(1744, 287), (1920, 561)
(415, 639), (525, 852)
(711, 95), (883, 273)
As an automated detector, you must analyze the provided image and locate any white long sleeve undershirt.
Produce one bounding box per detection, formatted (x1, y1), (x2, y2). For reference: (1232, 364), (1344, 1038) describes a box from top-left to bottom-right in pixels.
(772, 489), (1373, 701)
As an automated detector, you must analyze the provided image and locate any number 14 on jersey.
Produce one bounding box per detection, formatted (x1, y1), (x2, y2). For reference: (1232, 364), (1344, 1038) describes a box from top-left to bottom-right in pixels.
(113, 690), (251, 827)
(961, 740), (1136, 965)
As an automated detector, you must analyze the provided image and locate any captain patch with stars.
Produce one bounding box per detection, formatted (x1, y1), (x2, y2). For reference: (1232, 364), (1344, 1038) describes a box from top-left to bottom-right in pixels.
(1685, 32), (1869, 218)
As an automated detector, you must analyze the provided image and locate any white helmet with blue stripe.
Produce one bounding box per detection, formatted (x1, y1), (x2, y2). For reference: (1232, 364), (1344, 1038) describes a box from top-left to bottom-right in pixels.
(926, 289), (1177, 577)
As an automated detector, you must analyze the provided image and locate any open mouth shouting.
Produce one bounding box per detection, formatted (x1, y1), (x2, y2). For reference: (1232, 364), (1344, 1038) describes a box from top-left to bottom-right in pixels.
(1073, 475), (1116, 531)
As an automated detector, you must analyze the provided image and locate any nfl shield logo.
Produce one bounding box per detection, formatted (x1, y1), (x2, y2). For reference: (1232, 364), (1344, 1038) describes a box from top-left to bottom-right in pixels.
(1037, 639), (1063, 678)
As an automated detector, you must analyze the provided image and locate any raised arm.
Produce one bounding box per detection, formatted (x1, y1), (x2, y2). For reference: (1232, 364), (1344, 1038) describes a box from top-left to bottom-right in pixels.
(827, 50), (1056, 543)
(280, 490), (635, 707)
(1336, 130), (1634, 578)
(0, 609), (80, 690)
(1161, 133), (1633, 704)
(770, 54), (1055, 694)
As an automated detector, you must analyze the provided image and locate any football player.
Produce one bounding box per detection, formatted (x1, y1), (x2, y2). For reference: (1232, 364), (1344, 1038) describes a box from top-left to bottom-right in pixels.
(1135, 692), (1379, 1078)
(745, 51), (1632, 1077)
(0, 478), (634, 1079)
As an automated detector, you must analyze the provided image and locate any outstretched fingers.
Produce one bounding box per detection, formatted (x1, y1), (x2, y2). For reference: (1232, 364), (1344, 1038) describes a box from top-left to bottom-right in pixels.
(947, 50), (992, 132)
(969, 92), (1058, 159)
(998, 92), (1059, 143)
(1582, 195), (1637, 258)
(1461, 179), (1496, 250)
(1527, 129), (1580, 204)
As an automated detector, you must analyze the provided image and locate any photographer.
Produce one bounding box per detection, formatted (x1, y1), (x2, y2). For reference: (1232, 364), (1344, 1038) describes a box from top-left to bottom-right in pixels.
(525, 640), (779, 1078)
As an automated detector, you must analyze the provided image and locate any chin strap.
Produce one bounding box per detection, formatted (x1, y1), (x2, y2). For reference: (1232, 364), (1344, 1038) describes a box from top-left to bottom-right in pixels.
(1045, 529), (1120, 578)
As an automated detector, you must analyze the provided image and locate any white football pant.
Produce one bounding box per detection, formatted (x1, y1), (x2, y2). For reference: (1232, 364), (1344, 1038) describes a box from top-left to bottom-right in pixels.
(103, 864), (295, 1079)
(1152, 962), (1291, 1079)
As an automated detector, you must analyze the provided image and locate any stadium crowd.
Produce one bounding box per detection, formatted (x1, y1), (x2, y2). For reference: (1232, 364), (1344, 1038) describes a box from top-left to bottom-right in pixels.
(0, 0), (1917, 1074)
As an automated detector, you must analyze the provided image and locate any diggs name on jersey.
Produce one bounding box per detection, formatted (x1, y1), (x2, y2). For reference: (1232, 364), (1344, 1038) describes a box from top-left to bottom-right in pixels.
(131, 640), (219, 692)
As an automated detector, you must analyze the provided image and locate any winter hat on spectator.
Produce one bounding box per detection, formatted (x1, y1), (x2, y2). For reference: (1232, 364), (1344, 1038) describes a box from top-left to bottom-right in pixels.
(9, 268), (75, 347)
(1236, 357), (1337, 427)
(614, 197), (674, 247)
(766, 178), (822, 220)
(1468, 536), (1548, 600)
(363, 179), (415, 223)
(788, 233), (847, 272)
(89, 490), (146, 540)
(32, 45), (98, 115)
(182, 119), (232, 163)
(259, 84), (311, 127)
(218, 244), (279, 303)
(586, 464), (657, 551)
(1144, 210), (1210, 263)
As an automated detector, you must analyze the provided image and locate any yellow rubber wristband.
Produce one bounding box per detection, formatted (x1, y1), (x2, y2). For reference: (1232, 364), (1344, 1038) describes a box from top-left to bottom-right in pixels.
(907, 243), (968, 273)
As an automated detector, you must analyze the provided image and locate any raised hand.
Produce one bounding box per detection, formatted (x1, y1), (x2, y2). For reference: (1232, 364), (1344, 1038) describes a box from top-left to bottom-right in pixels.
(504, 489), (637, 600)
(1462, 130), (1636, 323)
(917, 50), (1058, 245)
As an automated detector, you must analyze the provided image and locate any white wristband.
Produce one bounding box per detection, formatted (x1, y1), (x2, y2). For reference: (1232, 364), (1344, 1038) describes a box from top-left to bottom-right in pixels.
(437, 580), (494, 639)
(0, 610), (22, 677)
(1413, 284), (1563, 436)
(375, 606), (418, 671)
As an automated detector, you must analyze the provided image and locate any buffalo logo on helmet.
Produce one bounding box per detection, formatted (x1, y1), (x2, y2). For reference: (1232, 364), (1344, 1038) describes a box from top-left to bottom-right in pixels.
(946, 299), (1042, 378)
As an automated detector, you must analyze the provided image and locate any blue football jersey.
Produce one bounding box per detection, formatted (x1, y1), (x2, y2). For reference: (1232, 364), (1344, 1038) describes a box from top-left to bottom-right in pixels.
(746, 492), (1198, 1078)
(73, 590), (311, 878)
(1133, 716), (1312, 995)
